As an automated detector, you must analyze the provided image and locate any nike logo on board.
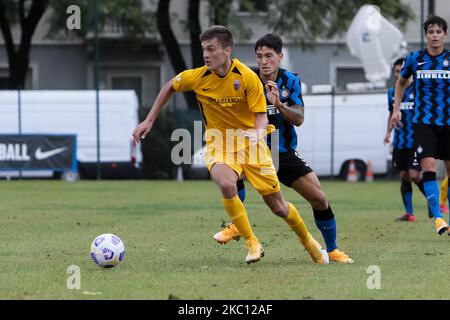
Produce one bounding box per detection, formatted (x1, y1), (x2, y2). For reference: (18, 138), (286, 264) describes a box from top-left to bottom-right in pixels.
(35, 147), (68, 160)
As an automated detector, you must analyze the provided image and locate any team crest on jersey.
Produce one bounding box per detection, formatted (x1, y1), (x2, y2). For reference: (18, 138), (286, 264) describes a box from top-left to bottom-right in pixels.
(409, 92), (414, 100)
(417, 145), (423, 154)
(444, 59), (449, 67)
(280, 88), (290, 99)
(233, 80), (241, 91)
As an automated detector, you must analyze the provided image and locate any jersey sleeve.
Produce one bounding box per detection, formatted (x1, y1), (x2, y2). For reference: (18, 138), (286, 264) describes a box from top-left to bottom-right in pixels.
(400, 52), (414, 79)
(245, 71), (267, 113)
(288, 75), (304, 107)
(172, 69), (197, 92)
(387, 87), (394, 112)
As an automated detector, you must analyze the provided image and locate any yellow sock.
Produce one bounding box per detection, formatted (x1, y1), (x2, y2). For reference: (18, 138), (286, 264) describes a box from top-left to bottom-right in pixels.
(440, 176), (448, 206)
(283, 202), (310, 242)
(223, 196), (255, 240)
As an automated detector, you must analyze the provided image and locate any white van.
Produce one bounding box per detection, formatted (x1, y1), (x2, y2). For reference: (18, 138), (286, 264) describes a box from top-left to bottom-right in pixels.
(189, 92), (391, 180)
(0, 90), (142, 179)
(298, 92), (390, 179)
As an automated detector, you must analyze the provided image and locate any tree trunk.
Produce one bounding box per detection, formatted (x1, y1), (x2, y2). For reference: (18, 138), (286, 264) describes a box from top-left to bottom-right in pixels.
(157, 0), (197, 110)
(0, 0), (17, 88)
(0, 0), (48, 89)
(188, 0), (203, 68)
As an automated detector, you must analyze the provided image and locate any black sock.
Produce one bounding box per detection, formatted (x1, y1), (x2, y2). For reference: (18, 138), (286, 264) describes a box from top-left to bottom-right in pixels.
(416, 180), (426, 197)
(400, 180), (413, 214)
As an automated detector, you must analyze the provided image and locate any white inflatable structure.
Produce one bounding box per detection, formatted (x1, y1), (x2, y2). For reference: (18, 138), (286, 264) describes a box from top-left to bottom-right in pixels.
(346, 5), (406, 84)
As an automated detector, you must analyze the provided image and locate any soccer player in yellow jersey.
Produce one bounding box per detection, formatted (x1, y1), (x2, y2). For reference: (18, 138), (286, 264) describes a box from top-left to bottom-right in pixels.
(214, 33), (353, 263)
(132, 25), (328, 265)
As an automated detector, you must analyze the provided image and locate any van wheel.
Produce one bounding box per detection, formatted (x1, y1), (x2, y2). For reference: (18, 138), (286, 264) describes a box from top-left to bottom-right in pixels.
(339, 160), (367, 181)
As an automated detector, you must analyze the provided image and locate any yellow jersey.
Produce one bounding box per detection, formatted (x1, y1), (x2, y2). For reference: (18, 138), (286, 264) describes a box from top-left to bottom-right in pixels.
(172, 58), (274, 152)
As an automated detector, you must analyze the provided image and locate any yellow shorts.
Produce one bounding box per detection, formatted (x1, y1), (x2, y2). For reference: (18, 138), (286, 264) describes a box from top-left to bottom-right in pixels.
(204, 141), (281, 196)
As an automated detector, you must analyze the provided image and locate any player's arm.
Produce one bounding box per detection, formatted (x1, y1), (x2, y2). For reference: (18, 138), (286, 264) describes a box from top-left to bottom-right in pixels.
(132, 79), (176, 143)
(391, 76), (408, 129)
(384, 111), (393, 145)
(277, 103), (304, 126)
(384, 89), (394, 144)
(244, 70), (272, 143)
(392, 53), (414, 129)
(254, 111), (269, 132)
(266, 79), (304, 126)
(244, 112), (268, 144)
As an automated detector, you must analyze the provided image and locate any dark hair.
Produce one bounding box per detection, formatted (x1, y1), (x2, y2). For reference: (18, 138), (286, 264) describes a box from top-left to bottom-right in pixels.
(393, 58), (405, 69)
(199, 25), (234, 48)
(254, 33), (283, 54)
(423, 15), (447, 33)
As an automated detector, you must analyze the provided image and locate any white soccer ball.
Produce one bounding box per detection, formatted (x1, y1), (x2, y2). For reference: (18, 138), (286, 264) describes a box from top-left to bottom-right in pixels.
(90, 234), (125, 268)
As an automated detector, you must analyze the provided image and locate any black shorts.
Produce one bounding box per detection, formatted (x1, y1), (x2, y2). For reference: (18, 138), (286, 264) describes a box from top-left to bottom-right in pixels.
(277, 150), (314, 187)
(392, 148), (421, 172)
(413, 124), (450, 160)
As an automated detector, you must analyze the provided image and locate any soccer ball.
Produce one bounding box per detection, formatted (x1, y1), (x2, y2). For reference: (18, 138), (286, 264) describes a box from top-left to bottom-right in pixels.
(90, 234), (125, 268)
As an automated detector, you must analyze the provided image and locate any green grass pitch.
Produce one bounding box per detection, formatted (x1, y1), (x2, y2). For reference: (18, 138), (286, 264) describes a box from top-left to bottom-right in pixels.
(0, 180), (449, 299)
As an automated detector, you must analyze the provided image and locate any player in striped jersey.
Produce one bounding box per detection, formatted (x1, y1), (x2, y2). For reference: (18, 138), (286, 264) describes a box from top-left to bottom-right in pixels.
(391, 16), (450, 235)
(384, 58), (431, 221)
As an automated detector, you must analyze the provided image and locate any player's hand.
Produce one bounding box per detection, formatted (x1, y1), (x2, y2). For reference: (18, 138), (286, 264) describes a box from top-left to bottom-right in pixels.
(390, 110), (403, 129)
(265, 81), (282, 108)
(132, 119), (153, 144)
(383, 133), (391, 145)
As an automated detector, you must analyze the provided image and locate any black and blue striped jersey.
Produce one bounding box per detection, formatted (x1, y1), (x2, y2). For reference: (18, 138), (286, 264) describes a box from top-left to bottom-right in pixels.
(388, 84), (415, 149)
(256, 68), (304, 153)
(400, 49), (450, 126)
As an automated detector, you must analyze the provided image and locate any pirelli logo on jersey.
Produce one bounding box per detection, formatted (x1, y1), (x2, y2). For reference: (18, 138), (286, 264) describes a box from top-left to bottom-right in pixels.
(399, 102), (414, 110)
(208, 97), (242, 107)
(267, 105), (280, 115)
(416, 70), (450, 80)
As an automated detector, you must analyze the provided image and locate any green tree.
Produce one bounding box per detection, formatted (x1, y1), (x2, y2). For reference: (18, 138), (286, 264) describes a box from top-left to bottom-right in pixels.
(208, 0), (252, 39)
(0, 0), (49, 89)
(208, 0), (414, 46)
(48, 0), (200, 110)
(47, 0), (156, 42)
(156, 0), (255, 109)
(0, 0), (156, 89)
(265, 0), (414, 47)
